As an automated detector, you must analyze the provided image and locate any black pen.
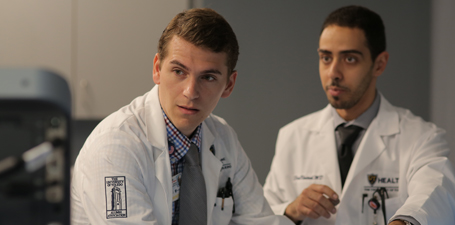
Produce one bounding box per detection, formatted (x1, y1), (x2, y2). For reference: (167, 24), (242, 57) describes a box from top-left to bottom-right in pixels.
(220, 188), (225, 210)
(226, 178), (234, 213)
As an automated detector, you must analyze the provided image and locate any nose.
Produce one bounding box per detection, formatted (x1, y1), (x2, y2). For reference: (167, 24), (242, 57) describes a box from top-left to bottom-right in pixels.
(327, 58), (342, 81)
(183, 77), (199, 100)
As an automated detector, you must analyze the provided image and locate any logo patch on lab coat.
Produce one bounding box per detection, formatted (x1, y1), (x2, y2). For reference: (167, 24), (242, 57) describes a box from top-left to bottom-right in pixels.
(364, 173), (399, 192)
(105, 176), (127, 219)
(368, 174), (378, 186)
(220, 157), (232, 170)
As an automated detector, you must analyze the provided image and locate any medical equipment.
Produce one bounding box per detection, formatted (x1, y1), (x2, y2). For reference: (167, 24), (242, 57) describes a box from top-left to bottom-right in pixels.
(0, 68), (71, 225)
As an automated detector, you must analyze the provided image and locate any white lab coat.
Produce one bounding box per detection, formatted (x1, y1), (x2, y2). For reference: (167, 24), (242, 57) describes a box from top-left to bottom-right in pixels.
(71, 85), (292, 225)
(264, 94), (455, 225)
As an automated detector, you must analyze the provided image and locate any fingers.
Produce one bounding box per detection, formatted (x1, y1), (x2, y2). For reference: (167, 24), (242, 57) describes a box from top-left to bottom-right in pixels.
(290, 184), (339, 220)
(313, 184), (339, 212)
(311, 184), (339, 203)
(301, 195), (331, 219)
(297, 205), (320, 219)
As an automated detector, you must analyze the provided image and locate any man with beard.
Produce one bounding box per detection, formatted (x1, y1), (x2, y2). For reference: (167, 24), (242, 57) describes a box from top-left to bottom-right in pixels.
(263, 5), (455, 225)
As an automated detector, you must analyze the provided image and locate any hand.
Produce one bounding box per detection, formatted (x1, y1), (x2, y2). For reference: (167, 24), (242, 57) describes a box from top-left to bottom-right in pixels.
(284, 184), (339, 223)
(388, 220), (406, 225)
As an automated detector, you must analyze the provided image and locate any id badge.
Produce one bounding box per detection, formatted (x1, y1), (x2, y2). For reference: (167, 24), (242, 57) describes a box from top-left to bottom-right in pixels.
(172, 173), (182, 202)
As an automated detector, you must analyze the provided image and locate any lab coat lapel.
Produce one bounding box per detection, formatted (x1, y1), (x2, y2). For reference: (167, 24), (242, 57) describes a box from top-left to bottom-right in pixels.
(316, 107), (343, 195)
(200, 121), (223, 224)
(146, 85), (168, 152)
(145, 85), (173, 224)
(341, 95), (399, 196)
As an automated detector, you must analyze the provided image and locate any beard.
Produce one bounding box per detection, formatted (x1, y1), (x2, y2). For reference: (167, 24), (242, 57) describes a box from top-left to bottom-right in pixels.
(326, 71), (373, 109)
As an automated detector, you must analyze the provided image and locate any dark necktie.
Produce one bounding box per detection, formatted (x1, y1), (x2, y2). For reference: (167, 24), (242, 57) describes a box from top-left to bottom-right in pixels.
(337, 125), (363, 188)
(179, 143), (207, 225)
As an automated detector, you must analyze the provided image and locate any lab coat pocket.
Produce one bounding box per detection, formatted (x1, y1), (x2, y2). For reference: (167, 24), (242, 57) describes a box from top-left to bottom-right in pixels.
(385, 196), (403, 221)
(212, 197), (233, 225)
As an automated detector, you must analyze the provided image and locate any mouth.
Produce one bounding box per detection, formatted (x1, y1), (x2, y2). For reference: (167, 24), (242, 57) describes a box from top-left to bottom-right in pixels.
(327, 86), (347, 97)
(178, 105), (200, 115)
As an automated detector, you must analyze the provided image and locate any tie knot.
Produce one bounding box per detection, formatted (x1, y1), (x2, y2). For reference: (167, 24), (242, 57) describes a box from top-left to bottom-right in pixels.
(184, 143), (201, 166)
(337, 125), (363, 147)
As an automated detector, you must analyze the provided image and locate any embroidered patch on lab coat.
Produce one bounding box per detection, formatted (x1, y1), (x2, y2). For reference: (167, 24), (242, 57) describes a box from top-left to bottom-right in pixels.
(368, 174), (378, 186)
(105, 176), (127, 219)
(293, 175), (324, 180)
(364, 173), (399, 192)
(220, 157), (232, 170)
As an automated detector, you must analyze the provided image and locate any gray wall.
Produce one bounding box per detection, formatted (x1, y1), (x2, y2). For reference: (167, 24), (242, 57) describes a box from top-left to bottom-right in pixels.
(204, 0), (431, 184)
(431, 0), (455, 163)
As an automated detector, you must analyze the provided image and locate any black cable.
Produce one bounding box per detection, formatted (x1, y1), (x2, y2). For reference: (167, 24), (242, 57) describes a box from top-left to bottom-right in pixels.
(379, 187), (389, 224)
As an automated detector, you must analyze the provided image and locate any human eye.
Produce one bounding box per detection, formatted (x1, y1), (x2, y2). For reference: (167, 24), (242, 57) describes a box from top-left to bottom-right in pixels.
(320, 55), (332, 64)
(173, 69), (184, 76)
(202, 75), (216, 81)
(345, 56), (357, 63)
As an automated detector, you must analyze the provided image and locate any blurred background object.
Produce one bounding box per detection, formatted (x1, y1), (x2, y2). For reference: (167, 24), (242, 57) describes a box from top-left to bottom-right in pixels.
(0, 69), (71, 225)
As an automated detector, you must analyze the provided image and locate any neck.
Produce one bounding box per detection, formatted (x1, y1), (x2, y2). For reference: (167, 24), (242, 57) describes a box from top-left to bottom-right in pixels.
(336, 88), (377, 121)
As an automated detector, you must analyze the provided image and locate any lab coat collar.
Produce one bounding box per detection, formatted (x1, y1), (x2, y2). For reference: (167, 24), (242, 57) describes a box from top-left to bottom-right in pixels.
(318, 113), (343, 195)
(145, 85), (167, 151)
(311, 104), (335, 133)
(298, 105), (342, 193)
(144, 85), (173, 223)
(200, 120), (223, 223)
(341, 93), (400, 197)
(371, 93), (400, 136)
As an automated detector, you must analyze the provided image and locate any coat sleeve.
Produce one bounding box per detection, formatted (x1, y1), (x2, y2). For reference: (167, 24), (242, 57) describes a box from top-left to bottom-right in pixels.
(390, 127), (455, 225)
(225, 126), (293, 225)
(71, 130), (161, 225)
(263, 128), (295, 216)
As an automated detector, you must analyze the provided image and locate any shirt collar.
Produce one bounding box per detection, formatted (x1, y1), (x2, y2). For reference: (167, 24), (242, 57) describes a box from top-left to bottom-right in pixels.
(162, 109), (202, 163)
(331, 91), (381, 130)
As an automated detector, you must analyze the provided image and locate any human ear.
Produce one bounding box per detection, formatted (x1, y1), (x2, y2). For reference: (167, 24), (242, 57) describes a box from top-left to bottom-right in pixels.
(373, 51), (389, 77)
(221, 71), (237, 98)
(152, 53), (161, 84)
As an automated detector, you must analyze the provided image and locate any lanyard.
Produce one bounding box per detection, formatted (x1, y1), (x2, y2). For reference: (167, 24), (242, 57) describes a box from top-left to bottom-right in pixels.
(368, 187), (389, 224)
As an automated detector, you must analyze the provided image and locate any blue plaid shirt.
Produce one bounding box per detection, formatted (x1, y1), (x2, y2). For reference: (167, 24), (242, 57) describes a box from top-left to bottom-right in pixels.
(162, 110), (202, 225)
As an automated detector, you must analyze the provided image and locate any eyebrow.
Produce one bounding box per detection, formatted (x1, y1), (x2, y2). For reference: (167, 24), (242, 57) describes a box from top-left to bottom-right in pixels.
(170, 60), (189, 71)
(340, 50), (364, 56)
(170, 60), (223, 76)
(318, 49), (364, 56)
